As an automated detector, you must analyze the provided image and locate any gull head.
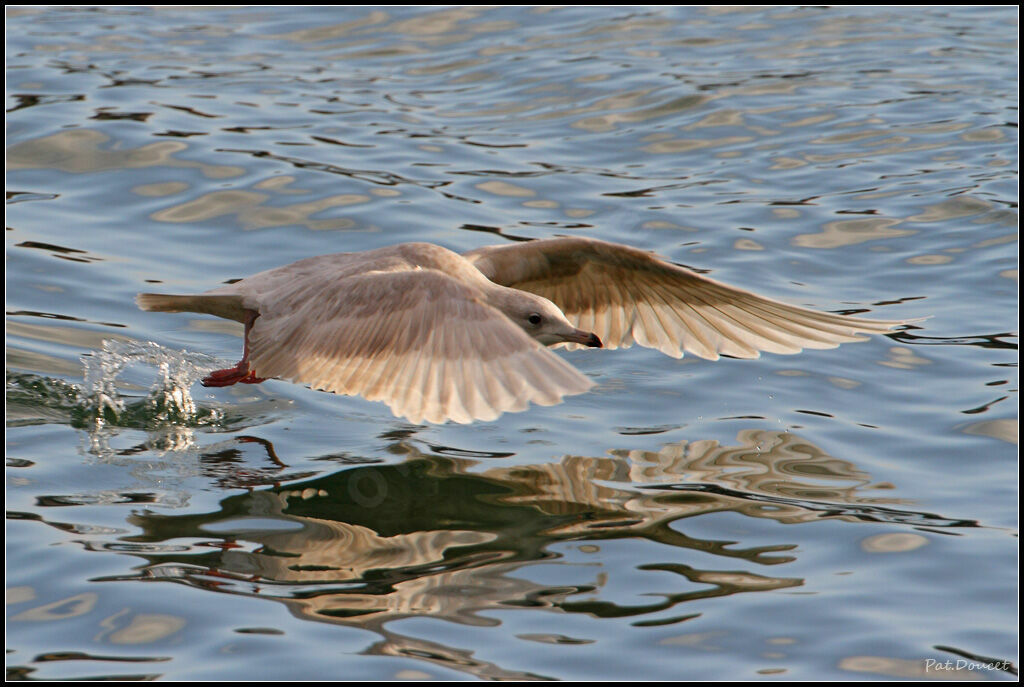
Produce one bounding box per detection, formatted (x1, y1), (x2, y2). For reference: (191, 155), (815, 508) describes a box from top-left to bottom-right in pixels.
(491, 288), (602, 349)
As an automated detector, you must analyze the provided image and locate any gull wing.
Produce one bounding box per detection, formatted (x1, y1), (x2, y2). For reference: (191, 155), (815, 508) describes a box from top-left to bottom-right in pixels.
(245, 268), (593, 424)
(465, 237), (912, 360)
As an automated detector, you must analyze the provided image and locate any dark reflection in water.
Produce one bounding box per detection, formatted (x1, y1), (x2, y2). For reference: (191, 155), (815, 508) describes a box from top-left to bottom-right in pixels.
(30, 432), (970, 679)
(890, 330), (1018, 351)
(6, 666), (162, 682)
(14, 241), (94, 259)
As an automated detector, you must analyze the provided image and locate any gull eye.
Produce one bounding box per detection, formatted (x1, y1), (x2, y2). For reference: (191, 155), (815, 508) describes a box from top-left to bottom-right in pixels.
(527, 313), (542, 326)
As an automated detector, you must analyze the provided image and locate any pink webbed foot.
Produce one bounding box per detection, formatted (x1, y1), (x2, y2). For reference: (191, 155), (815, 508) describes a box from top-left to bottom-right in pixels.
(201, 308), (266, 387)
(202, 362), (266, 387)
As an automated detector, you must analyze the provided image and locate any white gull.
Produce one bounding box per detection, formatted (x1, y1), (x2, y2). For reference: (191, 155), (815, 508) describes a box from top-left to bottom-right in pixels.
(137, 237), (914, 424)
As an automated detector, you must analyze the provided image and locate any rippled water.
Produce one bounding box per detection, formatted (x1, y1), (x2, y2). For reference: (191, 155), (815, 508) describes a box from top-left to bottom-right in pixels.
(6, 6), (1018, 681)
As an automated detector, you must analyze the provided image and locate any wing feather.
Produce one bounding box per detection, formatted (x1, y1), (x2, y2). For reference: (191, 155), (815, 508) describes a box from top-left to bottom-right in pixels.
(244, 269), (593, 424)
(465, 237), (915, 361)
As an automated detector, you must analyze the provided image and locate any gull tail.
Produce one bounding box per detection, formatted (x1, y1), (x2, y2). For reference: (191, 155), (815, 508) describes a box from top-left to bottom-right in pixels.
(136, 293), (246, 322)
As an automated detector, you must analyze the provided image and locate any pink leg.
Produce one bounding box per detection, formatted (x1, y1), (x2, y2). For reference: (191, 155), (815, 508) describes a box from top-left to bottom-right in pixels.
(202, 310), (267, 387)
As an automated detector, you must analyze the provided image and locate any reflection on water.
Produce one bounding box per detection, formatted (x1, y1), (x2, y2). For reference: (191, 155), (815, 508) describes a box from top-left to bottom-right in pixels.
(7, 129), (245, 179)
(28, 430), (964, 679)
(7, 330), (1009, 677)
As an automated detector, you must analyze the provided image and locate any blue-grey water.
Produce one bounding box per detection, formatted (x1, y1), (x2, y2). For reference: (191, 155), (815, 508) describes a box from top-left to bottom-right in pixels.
(6, 6), (1017, 681)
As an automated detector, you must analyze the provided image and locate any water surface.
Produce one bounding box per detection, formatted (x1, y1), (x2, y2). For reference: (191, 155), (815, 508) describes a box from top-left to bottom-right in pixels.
(6, 6), (1018, 681)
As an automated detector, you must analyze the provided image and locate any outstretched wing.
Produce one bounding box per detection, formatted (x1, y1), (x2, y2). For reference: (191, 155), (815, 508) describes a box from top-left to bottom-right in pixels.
(245, 269), (593, 424)
(465, 237), (911, 360)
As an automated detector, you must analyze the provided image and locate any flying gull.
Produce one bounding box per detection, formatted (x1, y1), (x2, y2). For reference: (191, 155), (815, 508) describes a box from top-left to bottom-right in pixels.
(137, 237), (914, 424)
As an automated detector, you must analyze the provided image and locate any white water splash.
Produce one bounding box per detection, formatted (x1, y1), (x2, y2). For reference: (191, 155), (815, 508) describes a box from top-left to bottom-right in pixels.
(79, 339), (225, 431)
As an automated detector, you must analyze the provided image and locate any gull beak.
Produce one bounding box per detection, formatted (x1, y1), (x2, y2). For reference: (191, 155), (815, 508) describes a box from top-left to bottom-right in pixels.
(565, 329), (603, 348)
